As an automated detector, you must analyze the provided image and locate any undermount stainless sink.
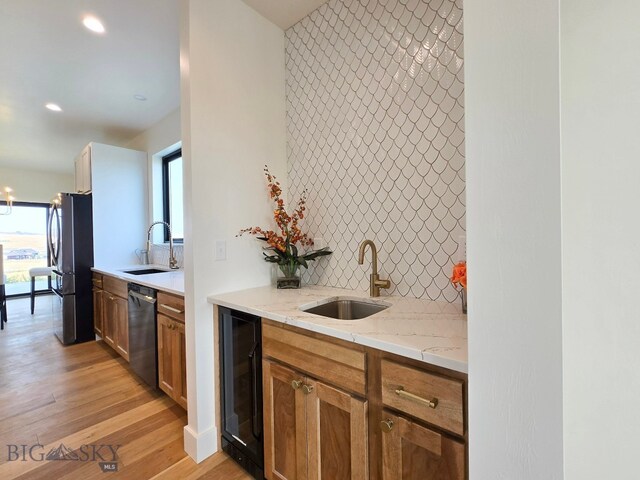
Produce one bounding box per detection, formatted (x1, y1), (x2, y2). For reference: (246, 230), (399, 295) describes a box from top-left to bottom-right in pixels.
(301, 298), (389, 320)
(123, 268), (170, 276)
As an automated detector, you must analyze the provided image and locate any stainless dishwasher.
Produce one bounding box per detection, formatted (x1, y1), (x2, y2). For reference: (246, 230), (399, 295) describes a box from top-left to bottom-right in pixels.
(127, 283), (158, 389)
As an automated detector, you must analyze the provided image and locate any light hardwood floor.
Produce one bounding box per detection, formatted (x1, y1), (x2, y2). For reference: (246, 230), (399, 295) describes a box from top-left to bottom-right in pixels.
(0, 296), (251, 480)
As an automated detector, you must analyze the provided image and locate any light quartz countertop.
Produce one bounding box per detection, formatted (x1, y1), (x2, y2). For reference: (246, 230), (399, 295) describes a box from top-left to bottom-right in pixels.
(92, 265), (185, 296)
(207, 285), (467, 373)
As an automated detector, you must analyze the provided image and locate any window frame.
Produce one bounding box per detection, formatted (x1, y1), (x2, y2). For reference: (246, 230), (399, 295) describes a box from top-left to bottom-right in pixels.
(161, 148), (184, 243)
(2, 201), (52, 298)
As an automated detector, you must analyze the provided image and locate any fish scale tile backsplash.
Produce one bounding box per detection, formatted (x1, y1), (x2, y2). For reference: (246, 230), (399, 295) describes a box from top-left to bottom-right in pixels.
(286, 0), (465, 302)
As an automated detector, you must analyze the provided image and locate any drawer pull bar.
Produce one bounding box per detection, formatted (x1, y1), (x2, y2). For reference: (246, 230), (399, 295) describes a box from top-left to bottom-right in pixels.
(395, 386), (439, 409)
(160, 304), (183, 314)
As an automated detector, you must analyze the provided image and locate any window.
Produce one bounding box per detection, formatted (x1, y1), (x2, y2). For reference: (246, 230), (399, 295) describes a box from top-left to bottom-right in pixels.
(0, 202), (51, 296)
(162, 149), (184, 241)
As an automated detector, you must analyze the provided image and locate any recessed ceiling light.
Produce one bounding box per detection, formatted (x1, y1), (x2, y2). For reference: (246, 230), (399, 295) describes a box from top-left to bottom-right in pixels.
(82, 15), (105, 34)
(45, 103), (62, 112)
(133, 94), (147, 101)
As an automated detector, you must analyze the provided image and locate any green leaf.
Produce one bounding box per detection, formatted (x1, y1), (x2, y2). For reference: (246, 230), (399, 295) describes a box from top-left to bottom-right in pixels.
(262, 253), (281, 263)
(302, 247), (333, 261)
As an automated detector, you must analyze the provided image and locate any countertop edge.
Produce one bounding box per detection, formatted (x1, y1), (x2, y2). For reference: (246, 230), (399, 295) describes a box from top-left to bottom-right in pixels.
(207, 293), (468, 375)
(92, 266), (185, 296)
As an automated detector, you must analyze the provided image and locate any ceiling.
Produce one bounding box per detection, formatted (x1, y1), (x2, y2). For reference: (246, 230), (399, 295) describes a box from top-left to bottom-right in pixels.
(241, 0), (329, 30)
(0, 0), (180, 174)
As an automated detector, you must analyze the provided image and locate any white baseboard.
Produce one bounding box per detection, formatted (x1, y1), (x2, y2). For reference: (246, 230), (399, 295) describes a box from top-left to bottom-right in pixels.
(184, 424), (219, 463)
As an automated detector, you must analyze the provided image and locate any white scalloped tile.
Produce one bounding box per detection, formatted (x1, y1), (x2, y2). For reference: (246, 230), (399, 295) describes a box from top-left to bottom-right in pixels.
(286, 0), (464, 303)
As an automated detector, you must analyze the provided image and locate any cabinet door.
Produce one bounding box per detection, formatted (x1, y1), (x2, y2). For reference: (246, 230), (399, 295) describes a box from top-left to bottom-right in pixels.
(93, 288), (103, 337)
(306, 379), (368, 480)
(174, 320), (187, 409)
(263, 360), (308, 480)
(82, 145), (91, 192)
(102, 294), (117, 349)
(114, 296), (129, 361)
(74, 155), (83, 193)
(381, 411), (465, 480)
(158, 314), (176, 398)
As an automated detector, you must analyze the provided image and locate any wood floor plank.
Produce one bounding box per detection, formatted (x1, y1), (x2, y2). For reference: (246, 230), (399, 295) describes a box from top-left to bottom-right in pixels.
(0, 296), (253, 480)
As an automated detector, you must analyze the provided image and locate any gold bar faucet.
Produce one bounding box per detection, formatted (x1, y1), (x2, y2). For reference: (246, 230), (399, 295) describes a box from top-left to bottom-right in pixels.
(358, 240), (391, 297)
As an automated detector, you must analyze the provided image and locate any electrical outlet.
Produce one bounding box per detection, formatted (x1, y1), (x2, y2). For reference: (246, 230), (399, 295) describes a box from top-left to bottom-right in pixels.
(215, 240), (226, 261)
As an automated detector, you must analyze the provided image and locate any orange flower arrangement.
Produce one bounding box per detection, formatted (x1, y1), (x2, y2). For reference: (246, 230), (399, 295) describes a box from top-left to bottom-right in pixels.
(451, 261), (467, 313)
(238, 166), (331, 278)
(451, 261), (467, 289)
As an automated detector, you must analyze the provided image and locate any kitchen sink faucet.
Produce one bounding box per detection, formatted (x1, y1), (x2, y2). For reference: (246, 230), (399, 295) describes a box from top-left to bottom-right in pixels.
(357, 239), (391, 297)
(147, 221), (179, 269)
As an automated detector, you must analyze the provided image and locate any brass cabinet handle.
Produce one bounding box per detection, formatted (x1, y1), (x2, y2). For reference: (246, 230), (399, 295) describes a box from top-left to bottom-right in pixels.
(160, 304), (183, 314)
(291, 379), (303, 390)
(302, 384), (314, 395)
(395, 386), (438, 409)
(380, 419), (394, 433)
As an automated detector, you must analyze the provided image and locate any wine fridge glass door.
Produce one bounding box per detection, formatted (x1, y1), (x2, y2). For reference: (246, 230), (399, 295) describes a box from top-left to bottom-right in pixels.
(220, 308), (263, 467)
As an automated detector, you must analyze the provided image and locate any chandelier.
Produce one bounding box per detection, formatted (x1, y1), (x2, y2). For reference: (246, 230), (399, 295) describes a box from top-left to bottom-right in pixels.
(0, 187), (14, 215)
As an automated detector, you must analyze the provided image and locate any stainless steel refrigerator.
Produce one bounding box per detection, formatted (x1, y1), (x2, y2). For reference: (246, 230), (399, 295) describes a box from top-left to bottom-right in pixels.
(47, 193), (94, 345)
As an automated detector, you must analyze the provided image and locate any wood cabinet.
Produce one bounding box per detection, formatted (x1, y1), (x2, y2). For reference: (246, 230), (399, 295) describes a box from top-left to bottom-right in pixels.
(102, 290), (129, 361)
(306, 378), (368, 480)
(95, 273), (187, 409)
(262, 360), (368, 480)
(260, 319), (468, 480)
(96, 274), (129, 362)
(74, 144), (92, 193)
(113, 295), (129, 360)
(157, 313), (187, 409)
(157, 292), (187, 410)
(92, 274), (104, 337)
(381, 360), (464, 436)
(262, 361), (307, 480)
(102, 291), (116, 349)
(380, 412), (465, 480)
(262, 320), (369, 480)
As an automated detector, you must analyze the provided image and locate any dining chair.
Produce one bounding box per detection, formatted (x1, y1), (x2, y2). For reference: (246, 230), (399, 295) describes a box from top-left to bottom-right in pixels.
(0, 245), (7, 330)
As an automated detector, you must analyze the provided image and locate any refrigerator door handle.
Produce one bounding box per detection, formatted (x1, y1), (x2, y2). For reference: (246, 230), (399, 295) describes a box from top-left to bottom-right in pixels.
(47, 206), (54, 265)
(48, 205), (61, 267)
(248, 340), (261, 440)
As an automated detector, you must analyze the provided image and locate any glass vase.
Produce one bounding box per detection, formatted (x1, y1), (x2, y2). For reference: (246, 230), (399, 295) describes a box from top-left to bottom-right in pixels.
(459, 288), (467, 314)
(276, 263), (301, 289)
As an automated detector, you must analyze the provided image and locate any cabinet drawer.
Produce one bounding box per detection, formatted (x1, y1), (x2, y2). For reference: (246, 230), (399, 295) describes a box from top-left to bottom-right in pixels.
(381, 359), (464, 436)
(263, 321), (366, 396)
(102, 275), (127, 299)
(92, 273), (103, 289)
(158, 292), (185, 322)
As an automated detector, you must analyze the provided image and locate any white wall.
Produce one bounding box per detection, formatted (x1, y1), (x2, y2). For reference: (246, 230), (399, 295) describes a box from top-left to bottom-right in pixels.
(561, 0), (640, 477)
(0, 166), (73, 204)
(180, 0), (287, 461)
(126, 107), (181, 244)
(465, 0), (564, 477)
(91, 143), (148, 267)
